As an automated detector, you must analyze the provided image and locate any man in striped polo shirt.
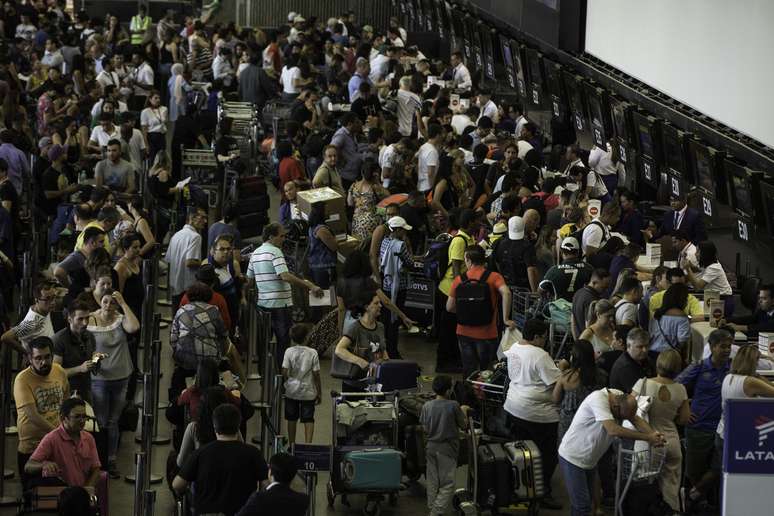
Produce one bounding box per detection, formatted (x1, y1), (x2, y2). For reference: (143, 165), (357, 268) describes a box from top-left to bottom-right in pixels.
(247, 223), (322, 362)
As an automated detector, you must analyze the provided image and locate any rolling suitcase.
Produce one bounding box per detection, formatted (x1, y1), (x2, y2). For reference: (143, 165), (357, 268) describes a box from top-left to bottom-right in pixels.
(341, 448), (402, 491)
(503, 440), (545, 500)
(476, 443), (512, 508)
(375, 360), (419, 392)
(238, 175), (267, 196)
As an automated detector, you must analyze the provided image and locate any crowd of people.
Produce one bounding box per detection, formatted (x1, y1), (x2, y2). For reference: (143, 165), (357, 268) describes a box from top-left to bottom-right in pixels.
(0, 2), (771, 516)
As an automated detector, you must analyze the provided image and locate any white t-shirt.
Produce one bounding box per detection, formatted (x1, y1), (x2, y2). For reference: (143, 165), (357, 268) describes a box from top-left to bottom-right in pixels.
(396, 89), (421, 137)
(581, 221), (610, 254)
(503, 344), (561, 423)
(558, 388), (621, 470)
(699, 263), (733, 296)
(379, 144), (399, 188)
(282, 345), (320, 401)
(140, 106), (168, 134)
(587, 170), (609, 199)
(589, 144), (625, 177)
(678, 243), (699, 271)
(516, 140), (533, 159)
(132, 62), (154, 96)
(615, 300), (639, 326)
(452, 63), (472, 91)
(416, 142), (439, 192)
(479, 100), (499, 124)
(89, 125), (121, 148)
(280, 66), (301, 94)
(369, 53), (390, 83)
(451, 114), (474, 136)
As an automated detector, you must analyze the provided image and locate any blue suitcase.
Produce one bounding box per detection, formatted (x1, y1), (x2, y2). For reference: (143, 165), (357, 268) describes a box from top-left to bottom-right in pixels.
(341, 448), (402, 491)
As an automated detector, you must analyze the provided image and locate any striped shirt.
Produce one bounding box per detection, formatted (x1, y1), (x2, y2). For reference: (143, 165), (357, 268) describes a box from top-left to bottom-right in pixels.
(247, 243), (292, 309)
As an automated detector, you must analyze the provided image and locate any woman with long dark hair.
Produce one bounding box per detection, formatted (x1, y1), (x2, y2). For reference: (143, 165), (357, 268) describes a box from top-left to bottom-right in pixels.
(348, 160), (388, 241)
(176, 386), (234, 467)
(553, 339), (607, 442)
(650, 283), (691, 364)
(686, 240), (733, 314)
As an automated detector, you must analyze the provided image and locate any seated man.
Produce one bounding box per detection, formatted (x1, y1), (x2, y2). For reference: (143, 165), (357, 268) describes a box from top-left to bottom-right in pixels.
(25, 398), (101, 488)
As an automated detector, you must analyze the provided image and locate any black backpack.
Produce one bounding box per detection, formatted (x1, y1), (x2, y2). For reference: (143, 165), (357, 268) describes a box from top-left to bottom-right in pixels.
(424, 234), (464, 281)
(456, 270), (493, 326)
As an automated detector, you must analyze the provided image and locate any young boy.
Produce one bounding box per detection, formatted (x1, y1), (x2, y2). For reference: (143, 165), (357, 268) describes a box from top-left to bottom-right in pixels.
(420, 375), (470, 516)
(282, 324), (321, 446)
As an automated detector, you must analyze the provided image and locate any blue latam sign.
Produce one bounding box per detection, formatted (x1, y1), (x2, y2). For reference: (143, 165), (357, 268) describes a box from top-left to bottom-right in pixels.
(723, 398), (774, 474)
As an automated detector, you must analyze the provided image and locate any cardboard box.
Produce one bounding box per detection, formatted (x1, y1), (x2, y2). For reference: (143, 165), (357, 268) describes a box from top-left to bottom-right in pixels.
(297, 187), (348, 235)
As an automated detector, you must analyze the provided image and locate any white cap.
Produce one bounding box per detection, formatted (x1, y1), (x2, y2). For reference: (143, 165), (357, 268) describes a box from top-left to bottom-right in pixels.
(508, 216), (525, 240)
(294, 15), (306, 23)
(288, 11), (298, 22)
(561, 236), (580, 252)
(387, 216), (412, 231)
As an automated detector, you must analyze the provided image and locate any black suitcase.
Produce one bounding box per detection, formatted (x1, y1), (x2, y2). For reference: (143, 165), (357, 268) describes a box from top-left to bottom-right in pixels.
(476, 443), (512, 509)
(375, 360), (419, 392)
(237, 213), (268, 238)
(234, 195), (270, 215)
(239, 176), (267, 196)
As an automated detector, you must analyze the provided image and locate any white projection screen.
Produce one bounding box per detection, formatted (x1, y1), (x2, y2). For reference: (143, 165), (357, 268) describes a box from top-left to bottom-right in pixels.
(585, 0), (774, 149)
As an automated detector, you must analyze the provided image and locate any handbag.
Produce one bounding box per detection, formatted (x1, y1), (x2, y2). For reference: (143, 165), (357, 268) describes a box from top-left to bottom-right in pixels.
(330, 351), (366, 380)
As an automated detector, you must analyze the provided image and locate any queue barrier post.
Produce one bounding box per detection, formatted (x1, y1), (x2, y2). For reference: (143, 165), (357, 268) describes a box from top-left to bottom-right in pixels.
(243, 288), (260, 382)
(150, 338), (170, 445)
(142, 489), (156, 516)
(140, 283), (155, 373)
(127, 373), (163, 484)
(132, 451), (147, 516)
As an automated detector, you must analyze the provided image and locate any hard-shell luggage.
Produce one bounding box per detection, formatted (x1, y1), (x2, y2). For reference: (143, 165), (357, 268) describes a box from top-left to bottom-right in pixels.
(503, 440), (545, 500)
(476, 443), (512, 508)
(341, 448), (402, 491)
(375, 360), (419, 392)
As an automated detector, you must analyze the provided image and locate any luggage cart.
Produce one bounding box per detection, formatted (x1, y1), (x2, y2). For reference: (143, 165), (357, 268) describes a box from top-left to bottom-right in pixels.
(327, 391), (401, 516)
(465, 365), (510, 439)
(614, 442), (667, 516)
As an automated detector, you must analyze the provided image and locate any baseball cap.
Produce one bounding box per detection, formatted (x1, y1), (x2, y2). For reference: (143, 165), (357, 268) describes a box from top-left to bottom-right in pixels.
(362, 25), (374, 33)
(38, 136), (52, 150)
(387, 216), (412, 231)
(492, 222), (507, 235)
(561, 236), (580, 252)
(508, 216), (525, 240)
(47, 144), (65, 162)
(287, 11), (297, 22)
(294, 15), (306, 23)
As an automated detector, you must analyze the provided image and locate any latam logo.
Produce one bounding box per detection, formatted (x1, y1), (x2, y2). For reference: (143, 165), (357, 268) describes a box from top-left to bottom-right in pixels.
(756, 417), (774, 447)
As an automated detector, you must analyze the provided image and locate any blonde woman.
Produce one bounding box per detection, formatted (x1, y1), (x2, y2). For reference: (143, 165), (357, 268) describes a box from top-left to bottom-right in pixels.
(579, 299), (616, 356)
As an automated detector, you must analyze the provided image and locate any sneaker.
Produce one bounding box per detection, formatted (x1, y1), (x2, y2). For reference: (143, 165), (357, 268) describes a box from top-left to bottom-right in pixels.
(540, 495), (563, 510)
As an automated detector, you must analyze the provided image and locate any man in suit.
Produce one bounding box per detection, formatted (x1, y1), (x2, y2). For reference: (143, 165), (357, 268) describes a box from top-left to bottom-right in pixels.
(236, 452), (309, 516)
(645, 192), (707, 243)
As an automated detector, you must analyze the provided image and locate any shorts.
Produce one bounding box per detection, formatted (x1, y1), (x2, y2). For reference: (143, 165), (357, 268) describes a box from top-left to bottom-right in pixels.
(284, 397), (315, 423)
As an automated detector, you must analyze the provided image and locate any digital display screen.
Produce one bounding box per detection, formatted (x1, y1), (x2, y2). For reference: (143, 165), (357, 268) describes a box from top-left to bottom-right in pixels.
(638, 123), (654, 157)
(501, 36), (514, 69)
(480, 24), (495, 80)
(543, 61), (562, 98)
(691, 142), (715, 194)
(611, 102), (627, 141)
(661, 125), (684, 173)
(726, 160), (752, 215)
(526, 50), (543, 86)
(762, 182), (774, 238)
(586, 90), (604, 130)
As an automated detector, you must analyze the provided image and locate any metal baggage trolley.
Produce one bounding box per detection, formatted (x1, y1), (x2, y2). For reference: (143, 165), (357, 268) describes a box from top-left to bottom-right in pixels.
(614, 441), (667, 516)
(327, 391), (401, 516)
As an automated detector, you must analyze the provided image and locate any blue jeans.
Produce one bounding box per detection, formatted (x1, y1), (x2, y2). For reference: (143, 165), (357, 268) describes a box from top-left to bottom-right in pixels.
(261, 306), (292, 367)
(92, 377), (129, 461)
(560, 456), (595, 516)
(457, 335), (498, 378)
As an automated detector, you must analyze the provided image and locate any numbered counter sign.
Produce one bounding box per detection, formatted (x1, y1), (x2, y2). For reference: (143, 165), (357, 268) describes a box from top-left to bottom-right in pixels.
(293, 443), (331, 473)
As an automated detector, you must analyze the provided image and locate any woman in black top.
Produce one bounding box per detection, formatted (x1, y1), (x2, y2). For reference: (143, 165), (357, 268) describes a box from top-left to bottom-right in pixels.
(147, 151), (181, 242)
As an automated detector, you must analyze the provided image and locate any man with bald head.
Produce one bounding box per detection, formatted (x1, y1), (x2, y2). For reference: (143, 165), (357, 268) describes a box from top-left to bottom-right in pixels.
(559, 388), (666, 515)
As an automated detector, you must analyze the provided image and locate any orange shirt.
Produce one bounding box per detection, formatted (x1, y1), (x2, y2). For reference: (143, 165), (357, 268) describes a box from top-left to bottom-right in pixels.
(448, 265), (504, 340)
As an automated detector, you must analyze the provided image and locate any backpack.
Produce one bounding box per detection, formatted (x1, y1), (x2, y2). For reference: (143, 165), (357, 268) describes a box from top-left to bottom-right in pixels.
(424, 234), (464, 281)
(455, 270), (493, 326)
(569, 219), (606, 249)
(547, 298), (572, 333)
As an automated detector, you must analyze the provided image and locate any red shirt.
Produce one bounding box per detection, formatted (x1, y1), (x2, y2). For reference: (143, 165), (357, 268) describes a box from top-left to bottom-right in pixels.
(448, 265), (505, 340)
(279, 157), (305, 201)
(177, 386), (241, 421)
(30, 424), (100, 487)
(180, 291), (232, 331)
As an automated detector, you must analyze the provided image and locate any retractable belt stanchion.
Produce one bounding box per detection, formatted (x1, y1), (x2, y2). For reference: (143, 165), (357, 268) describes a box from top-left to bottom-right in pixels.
(243, 288), (260, 383)
(149, 331), (169, 445)
(140, 282), (155, 373)
(0, 347), (16, 505)
(158, 211), (177, 312)
(127, 369), (163, 484)
(143, 489), (156, 516)
(132, 450), (147, 516)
